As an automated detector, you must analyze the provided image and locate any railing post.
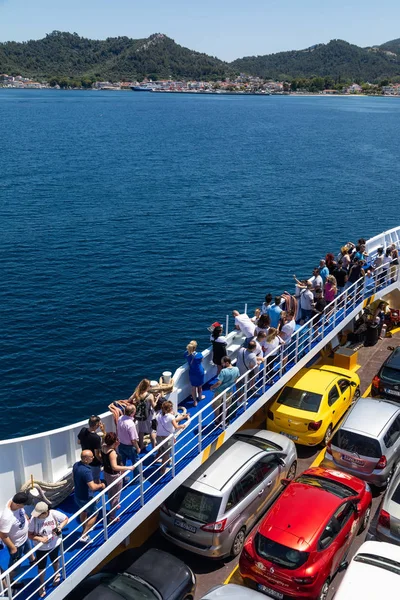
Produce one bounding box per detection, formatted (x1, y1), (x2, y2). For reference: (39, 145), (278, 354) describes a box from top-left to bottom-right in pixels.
(5, 572), (12, 600)
(262, 360), (267, 393)
(171, 439), (176, 477)
(139, 462), (144, 507)
(197, 413), (202, 453)
(244, 372), (248, 409)
(60, 537), (67, 581)
(333, 297), (337, 328)
(244, 303), (248, 314)
(295, 333), (299, 363)
(308, 321), (313, 352)
(225, 314), (229, 335)
(101, 494), (108, 540)
(352, 283), (357, 310)
(279, 346), (284, 378)
(343, 288), (348, 317)
(222, 392), (227, 430)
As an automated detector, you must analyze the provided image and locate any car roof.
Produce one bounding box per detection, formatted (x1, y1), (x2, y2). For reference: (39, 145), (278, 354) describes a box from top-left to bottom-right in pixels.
(284, 367), (340, 393)
(335, 541), (400, 599)
(259, 478), (341, 549)
(385, 346), (400, 369)
(201, 583), (272, 599)
(186, 436), (262, 492)
(126, 548), (191, 597)
(342, 398), (400, 437)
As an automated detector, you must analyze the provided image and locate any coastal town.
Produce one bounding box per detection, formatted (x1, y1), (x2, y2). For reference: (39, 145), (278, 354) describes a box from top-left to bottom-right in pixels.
(1, 72), (400, 95)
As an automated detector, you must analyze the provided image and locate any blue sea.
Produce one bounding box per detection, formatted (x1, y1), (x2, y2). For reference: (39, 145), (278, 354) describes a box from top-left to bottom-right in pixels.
(1, 90), (399, 439)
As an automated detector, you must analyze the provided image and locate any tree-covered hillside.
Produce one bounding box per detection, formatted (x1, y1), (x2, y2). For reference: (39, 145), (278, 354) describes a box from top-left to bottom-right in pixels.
(0, 31), (229, 81)
(231, 39), (400, 81)
(1, 32), (400, 83)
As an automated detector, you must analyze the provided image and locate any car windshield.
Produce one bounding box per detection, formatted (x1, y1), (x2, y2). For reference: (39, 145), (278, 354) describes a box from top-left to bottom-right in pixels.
(295, 475), (355, 498)
(234, 434), (282, 452)
(331, 430), (382, 458)
(381, 366), (400, 384)
(108, 573), (158, 599)
(255, 533), (309, 570)
(354, 553), (400, 576)
(277, 387), (322, 413)
(164, 486), (221, 523)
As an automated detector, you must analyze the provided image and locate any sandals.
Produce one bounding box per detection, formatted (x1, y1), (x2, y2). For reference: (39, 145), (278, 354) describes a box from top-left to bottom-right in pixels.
(39, 587), (46, 597)
(53, 574), (61, 586)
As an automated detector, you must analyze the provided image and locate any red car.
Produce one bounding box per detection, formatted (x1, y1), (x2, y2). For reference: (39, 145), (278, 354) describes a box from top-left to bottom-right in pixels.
(239, 466), (372, 600)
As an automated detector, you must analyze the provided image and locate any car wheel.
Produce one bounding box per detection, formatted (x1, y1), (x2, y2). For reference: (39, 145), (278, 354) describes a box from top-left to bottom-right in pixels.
(323, 424), (333, 447)
(358, 504), (371, 534)
(287, 461), (297, 480)
(318, 578), (330, 600)
(230, 528), (246, 558)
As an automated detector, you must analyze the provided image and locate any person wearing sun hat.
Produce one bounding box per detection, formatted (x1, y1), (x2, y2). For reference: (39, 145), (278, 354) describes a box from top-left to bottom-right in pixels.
(28, 502), (68, 597)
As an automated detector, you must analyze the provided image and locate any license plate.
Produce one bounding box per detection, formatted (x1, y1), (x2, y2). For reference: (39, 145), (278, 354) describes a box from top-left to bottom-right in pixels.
(257, 584), (283, 599)
(385, 388), (400, 397)
(280, 431), (298, 441)
(174, 519), (196, 533)
(341, 454), (365, 466)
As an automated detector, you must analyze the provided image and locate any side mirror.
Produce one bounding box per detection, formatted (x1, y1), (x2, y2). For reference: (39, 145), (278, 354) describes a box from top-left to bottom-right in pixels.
(277, 456), (286, 466)
(351, 381), (357, 387)
(353, 502), (361, 516)
(280, 478), (291, 486)
(338, 560), (348, 573)
(387, 346), (395, 351)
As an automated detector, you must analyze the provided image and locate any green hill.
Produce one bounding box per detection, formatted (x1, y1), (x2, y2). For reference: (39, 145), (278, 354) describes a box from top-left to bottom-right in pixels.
(0, 31), (228, 81)
(230, 39), (400, 81)
(1, 32), (400, 83)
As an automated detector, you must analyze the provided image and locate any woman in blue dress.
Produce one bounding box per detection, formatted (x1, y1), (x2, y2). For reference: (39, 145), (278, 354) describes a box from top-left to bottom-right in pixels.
(184, 340), (205, 406)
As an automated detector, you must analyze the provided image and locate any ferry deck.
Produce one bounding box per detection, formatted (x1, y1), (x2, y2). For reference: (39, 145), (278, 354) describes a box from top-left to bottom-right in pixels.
(1, 226), (400, 600)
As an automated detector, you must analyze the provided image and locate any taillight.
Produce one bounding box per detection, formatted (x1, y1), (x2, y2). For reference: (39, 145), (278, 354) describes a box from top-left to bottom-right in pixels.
(308, 420), (322, 431)
(160, 503), (170, 516)
(372, 375), (381, 390)
(293, 576), (315, 585)
(200, 518), (227, 532)
(376, 455), (387, 469)
(378, 509), (390, 529)
(267, 410), (274, 421)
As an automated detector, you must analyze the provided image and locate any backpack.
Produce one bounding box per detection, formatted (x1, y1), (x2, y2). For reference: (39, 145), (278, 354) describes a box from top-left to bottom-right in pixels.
(135, 395), (150, 421)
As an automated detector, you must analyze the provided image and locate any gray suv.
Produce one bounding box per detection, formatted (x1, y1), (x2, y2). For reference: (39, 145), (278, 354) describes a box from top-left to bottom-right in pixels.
(324, 397), (400, 487)
(159, 429), (297, 559)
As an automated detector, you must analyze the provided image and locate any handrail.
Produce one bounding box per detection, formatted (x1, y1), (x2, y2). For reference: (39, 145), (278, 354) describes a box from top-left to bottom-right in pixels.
(1, 247), (399, 599)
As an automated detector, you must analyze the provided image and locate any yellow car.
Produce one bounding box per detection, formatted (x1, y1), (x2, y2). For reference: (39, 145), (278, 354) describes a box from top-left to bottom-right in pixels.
(266, 365), (360, 446)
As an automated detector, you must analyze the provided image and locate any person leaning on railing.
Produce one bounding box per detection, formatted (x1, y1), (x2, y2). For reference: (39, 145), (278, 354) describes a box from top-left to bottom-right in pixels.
(155, 401), (189, 475)
(101, 432), (136, 523)
(210, 356), (240, 427)
(28, 501), (68, 598)
(72, 450), (105, 544)
(0, 492), (36, 583)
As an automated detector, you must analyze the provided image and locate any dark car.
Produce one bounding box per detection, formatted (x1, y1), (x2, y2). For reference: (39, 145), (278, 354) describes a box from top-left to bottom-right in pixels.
(371, 346), (400, 401)
(66, 548), (196, 600)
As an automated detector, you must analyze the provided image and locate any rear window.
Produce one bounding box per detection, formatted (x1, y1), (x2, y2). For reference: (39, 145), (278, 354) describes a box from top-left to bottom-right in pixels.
(255, 533), (309, 570)
(165, 486), (221, 523)
(332, 430), (382, 458)
(381, 366), (400, 384)
(277, 387), (322, 413)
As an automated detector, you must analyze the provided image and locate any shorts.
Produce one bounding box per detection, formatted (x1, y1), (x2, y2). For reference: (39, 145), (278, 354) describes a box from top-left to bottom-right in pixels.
(35, 546), (60, 571)
(156, 435), (173, 451)
(8, 539), (32, 569)
(75, 497), (97, 517)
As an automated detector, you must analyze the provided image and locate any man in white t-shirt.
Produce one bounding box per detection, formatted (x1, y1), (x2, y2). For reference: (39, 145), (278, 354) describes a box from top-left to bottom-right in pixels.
(308, 268), (323, 293)
(0, 492), (36, 577)
(232, 310), (256, 345)
(28, 501), (68, 595)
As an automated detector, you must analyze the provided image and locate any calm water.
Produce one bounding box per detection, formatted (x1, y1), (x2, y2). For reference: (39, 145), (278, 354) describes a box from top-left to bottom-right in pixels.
(1, 90), (399, 438)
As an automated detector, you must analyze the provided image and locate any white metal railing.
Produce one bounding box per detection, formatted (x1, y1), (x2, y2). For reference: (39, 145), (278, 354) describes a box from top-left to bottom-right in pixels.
(1, 257), (399, 599)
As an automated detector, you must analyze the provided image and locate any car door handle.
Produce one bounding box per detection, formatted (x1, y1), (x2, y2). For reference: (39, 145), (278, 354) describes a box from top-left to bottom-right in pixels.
(332, 410), (335, 414)
(266, 481), (273, 487)
(258, 489), (265, 496)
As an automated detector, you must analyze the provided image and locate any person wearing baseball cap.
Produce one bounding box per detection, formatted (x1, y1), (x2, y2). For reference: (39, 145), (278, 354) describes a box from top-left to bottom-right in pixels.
(28, 502), (68, 597)
(0, 492), (36, 579)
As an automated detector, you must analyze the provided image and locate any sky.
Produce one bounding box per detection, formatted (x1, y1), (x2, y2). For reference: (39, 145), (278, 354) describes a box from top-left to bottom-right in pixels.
(0, 0), (399, 61)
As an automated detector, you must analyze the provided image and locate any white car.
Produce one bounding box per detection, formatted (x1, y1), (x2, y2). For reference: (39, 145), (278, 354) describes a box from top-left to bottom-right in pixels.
(334, 540), (400, 599)
(202, 583), (272, 598)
